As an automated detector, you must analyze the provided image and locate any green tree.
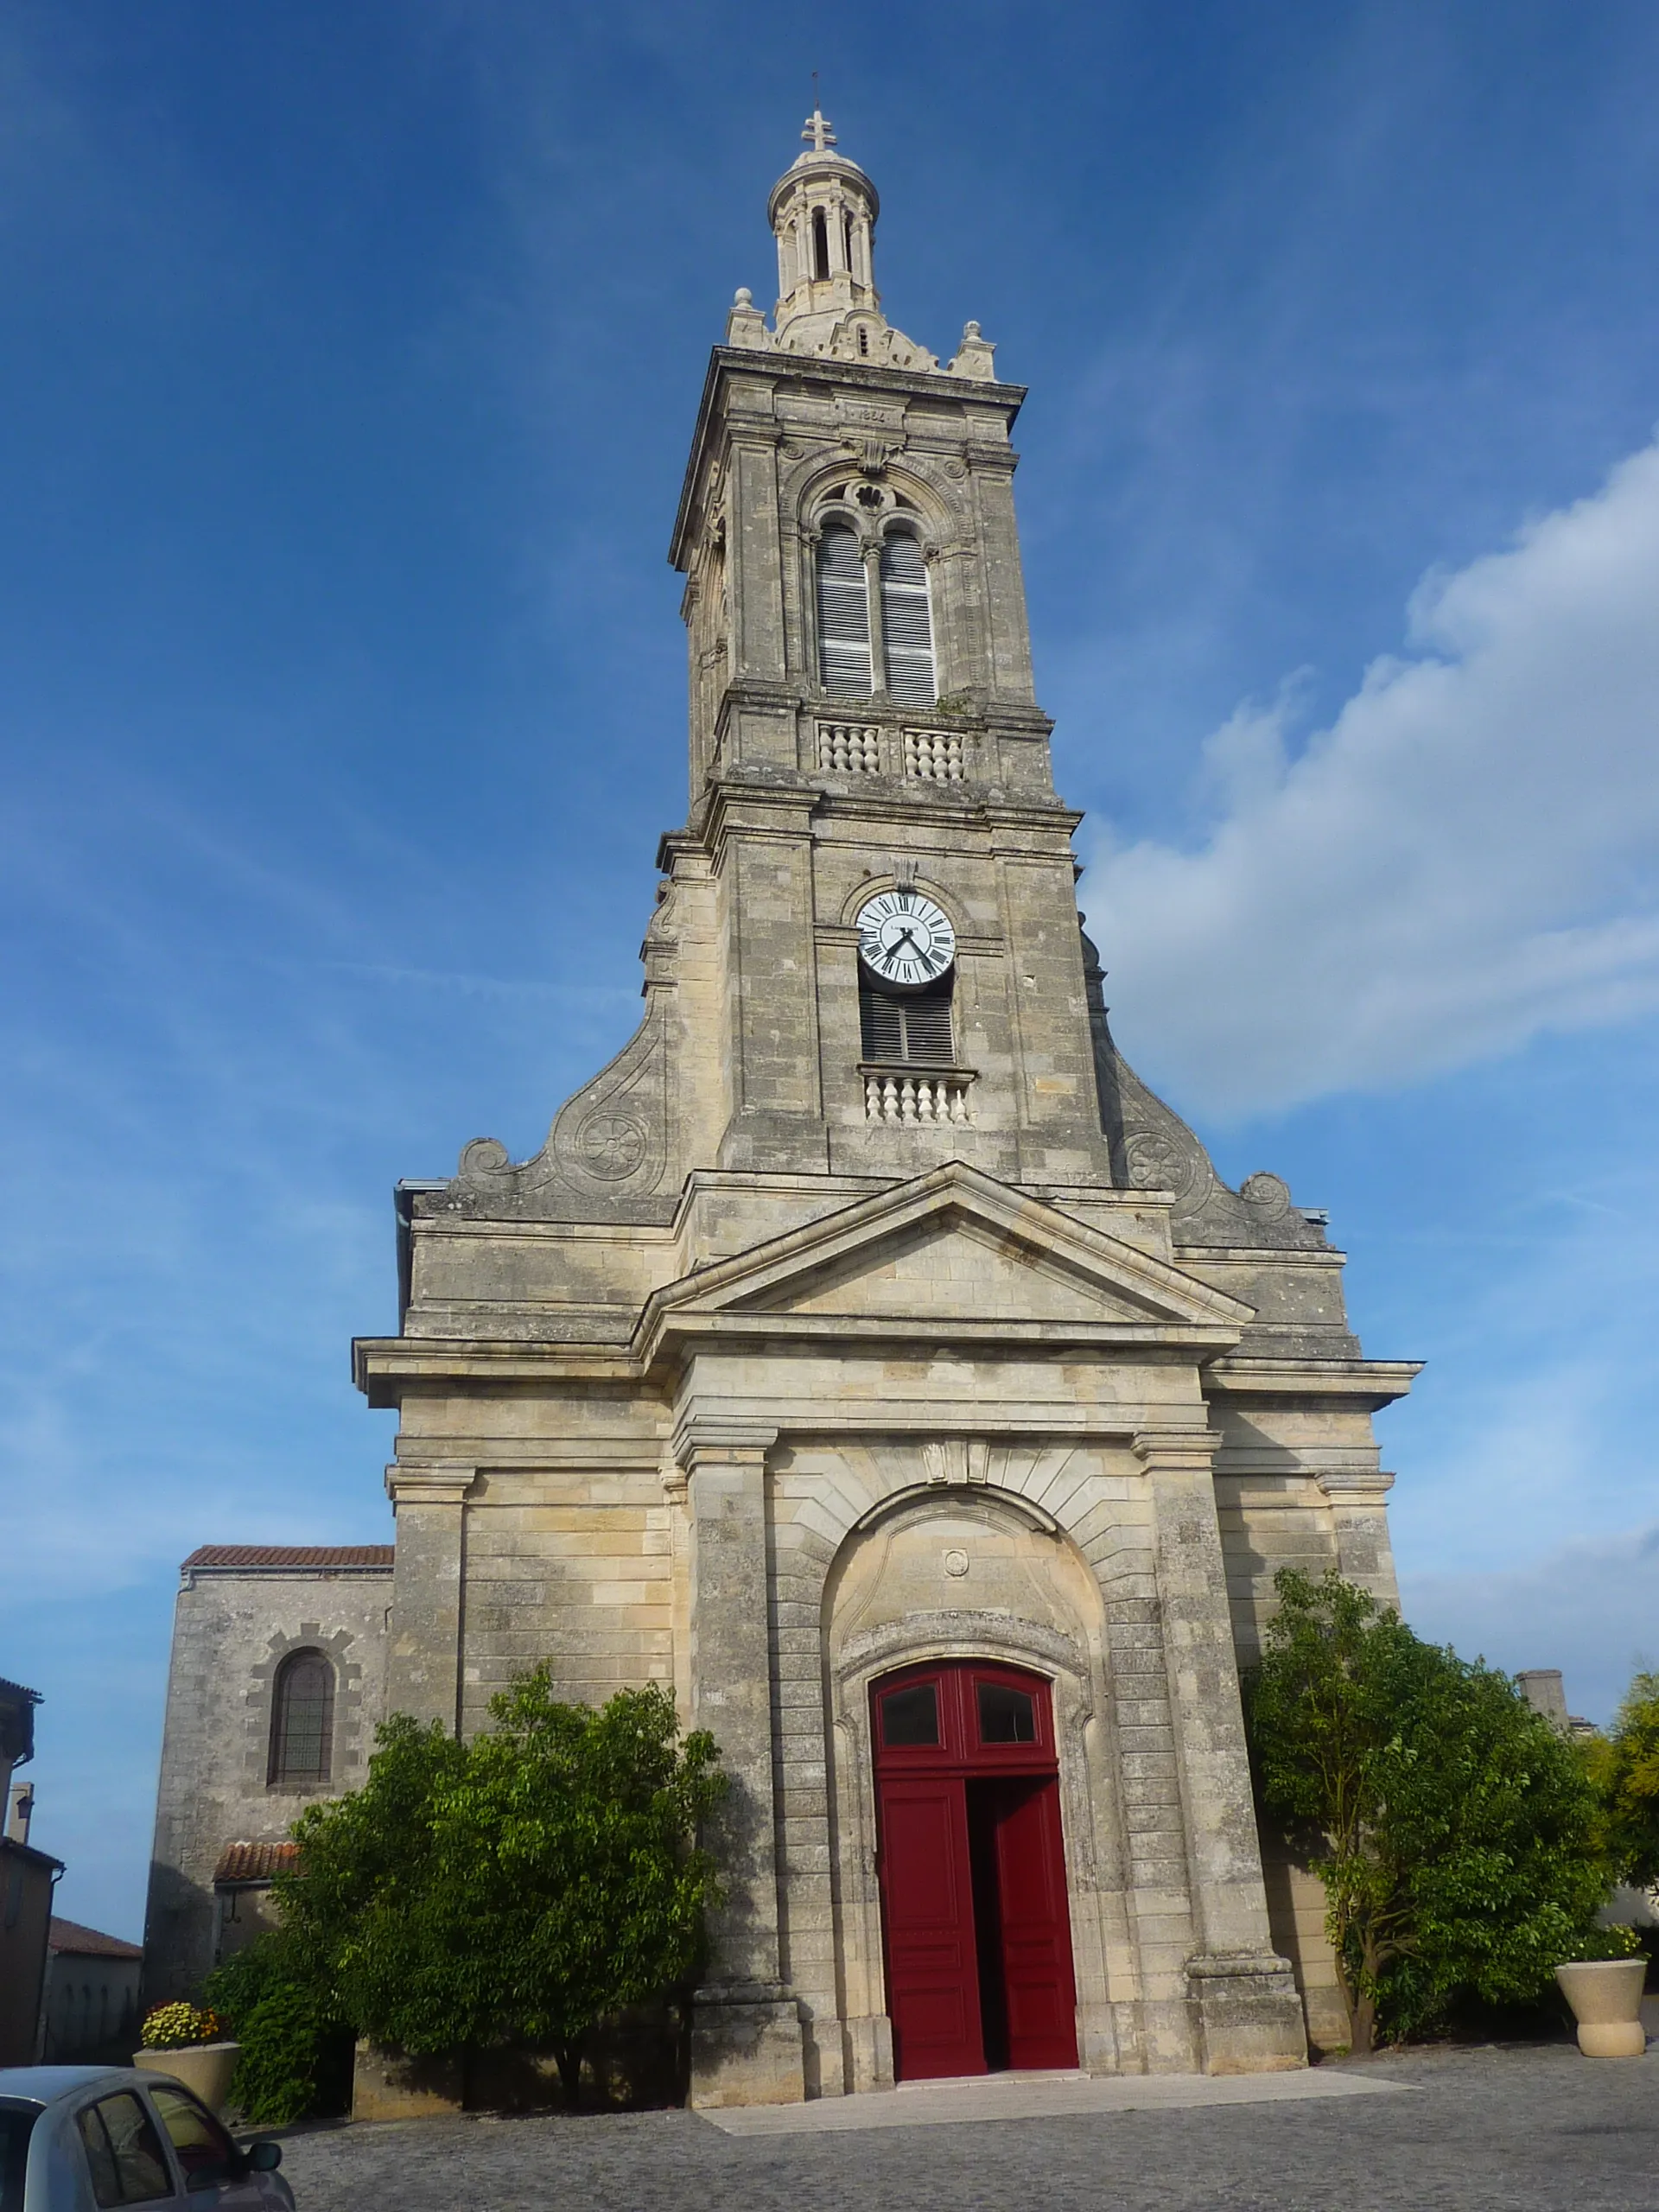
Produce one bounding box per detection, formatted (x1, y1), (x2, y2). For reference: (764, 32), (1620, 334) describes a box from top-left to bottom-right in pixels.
(203, 1934), (351, 2126)
(1586, 1669), (1659, 1888)
(273, 1673), (725, 2105)
(1246, 1569), (1610, 2053)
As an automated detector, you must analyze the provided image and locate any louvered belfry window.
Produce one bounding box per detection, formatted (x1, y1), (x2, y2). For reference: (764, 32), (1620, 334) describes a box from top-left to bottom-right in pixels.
(880, 531), (936, 705)
(860, 973), (955, 1065)
(268, 1649), (335, 1788)
(817, 523), (873, 696)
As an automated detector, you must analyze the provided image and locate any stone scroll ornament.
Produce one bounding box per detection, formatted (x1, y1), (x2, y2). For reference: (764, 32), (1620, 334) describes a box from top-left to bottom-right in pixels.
(452, 998), (672, 1219)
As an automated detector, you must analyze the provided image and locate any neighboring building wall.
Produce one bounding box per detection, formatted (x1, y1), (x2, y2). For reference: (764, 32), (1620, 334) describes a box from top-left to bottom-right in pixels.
(0, 1840), (60, 2063)
(41, 1923), (143, 2062)
(143, 1548), (391, 2004)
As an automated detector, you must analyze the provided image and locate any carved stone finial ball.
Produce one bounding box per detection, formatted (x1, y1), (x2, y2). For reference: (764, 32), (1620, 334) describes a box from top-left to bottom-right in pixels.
(734, 286), (753, 308)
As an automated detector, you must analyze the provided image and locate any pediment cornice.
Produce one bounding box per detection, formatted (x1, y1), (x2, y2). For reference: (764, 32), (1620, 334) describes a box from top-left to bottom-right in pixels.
(632, 1161), (1253, 1375)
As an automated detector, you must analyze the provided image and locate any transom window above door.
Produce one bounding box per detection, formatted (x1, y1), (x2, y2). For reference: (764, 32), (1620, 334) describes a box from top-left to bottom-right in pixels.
(873, 1662), (1053, 1767)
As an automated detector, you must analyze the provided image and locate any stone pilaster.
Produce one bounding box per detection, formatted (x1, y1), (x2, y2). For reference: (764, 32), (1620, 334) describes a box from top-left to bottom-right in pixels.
(1134, 1428), (1306, 2074)
(677, 1419), (805, 2108)
(1316, 1471), (1400, 1609)
(383, 1463), (473, 1734)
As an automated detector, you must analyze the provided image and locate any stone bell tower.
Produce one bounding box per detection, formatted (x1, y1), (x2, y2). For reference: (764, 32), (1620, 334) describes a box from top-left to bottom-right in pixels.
(669, 106), (1111, 1189)
(358, 111), (1415, 2111)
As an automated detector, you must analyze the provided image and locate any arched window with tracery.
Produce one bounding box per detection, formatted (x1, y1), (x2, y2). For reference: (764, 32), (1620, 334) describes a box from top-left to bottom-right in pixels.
(267, 1649), (334, 1788)
(817, 522), (872, 696)
(880, 531), (935, 705)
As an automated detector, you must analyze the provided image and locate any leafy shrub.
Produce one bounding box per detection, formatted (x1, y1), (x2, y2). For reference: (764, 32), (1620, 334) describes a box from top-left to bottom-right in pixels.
(1247, 1568), (1611, 2050)
(199, 1673), (725, 2117)
(1585, 1669), (1659, 1888)
(277, 1674), (724, 2104)
(203, 1937), (350, 2126)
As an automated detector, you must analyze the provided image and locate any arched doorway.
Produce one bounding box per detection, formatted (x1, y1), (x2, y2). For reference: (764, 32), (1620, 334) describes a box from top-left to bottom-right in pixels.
(872, 1660), (1078, 2080)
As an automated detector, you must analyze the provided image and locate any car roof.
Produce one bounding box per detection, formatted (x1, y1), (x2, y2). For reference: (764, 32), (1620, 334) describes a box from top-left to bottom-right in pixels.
(0, 2066), (159, 2108)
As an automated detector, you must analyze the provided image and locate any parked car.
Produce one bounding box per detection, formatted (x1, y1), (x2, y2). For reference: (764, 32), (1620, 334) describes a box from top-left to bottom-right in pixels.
(0, 2067), (292, 2211)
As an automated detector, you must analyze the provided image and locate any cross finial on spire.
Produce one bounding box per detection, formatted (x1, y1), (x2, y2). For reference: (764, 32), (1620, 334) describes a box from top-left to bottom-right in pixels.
(802, 105), (836, 153)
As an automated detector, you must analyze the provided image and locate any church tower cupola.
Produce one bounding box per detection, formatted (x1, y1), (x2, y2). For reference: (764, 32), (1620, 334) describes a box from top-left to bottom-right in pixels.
(767, 109), (884, 355)
(724, 110), (995, 378)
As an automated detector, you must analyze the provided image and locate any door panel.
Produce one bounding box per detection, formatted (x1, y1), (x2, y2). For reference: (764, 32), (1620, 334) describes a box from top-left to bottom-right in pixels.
(876, 1777), (986, 2078)
(993, 1776), (1079, 2069)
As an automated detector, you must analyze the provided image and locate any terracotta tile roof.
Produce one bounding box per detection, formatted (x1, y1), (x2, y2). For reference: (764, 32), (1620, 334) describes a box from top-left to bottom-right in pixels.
(50, 1917), (143, 1961)
(181, 1545), (394, 1572)
(213, 1841), (302, 1885)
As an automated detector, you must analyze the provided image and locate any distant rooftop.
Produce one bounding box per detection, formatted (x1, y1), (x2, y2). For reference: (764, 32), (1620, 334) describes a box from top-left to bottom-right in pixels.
(213, 1840), (301, 1885)
(50, 1917), (143, 1961)
(0, 1676), (41, 1767)
(181, 1545), (394, 1573)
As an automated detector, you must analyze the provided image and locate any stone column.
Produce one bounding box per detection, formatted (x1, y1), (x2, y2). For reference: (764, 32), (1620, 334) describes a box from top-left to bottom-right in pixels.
(1316, 1471), (1400, 1610)
(678, 1420), (804, 2108)
(363, 1461), (474, 2121)
(383, 1463), (473, 1734)
(1134, 1428), (1306, 2075)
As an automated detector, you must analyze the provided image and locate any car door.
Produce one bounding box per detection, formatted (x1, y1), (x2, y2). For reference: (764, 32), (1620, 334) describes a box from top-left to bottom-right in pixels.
(73, 2089), (183, 2210)
(143, 2086), (273, 2209)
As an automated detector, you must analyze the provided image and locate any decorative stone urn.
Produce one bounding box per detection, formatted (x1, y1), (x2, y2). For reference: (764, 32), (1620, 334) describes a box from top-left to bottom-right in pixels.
(133, 2043), (242, 2114)
(1554, 1961), (1649, 2057)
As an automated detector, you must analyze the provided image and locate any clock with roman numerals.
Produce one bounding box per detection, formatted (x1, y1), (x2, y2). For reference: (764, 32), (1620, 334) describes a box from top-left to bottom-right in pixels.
(855, 889), (957, 988)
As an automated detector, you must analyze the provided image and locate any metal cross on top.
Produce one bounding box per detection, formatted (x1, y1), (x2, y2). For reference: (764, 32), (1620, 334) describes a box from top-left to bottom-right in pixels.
(802, 105), (837, 152)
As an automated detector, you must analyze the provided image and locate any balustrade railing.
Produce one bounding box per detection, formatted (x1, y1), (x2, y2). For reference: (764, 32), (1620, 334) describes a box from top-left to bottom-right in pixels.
(901, 728), (965, 781)
(817, 721), (883, 772)
(861, 1066), (975, 1124)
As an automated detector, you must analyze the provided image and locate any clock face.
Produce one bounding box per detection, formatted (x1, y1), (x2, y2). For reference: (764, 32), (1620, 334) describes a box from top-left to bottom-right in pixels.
(856, 889), (957, 987)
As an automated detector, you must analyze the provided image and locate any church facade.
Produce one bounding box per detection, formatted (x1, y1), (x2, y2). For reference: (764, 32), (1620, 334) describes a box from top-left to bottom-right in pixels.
(145, 118), (1417, 2106)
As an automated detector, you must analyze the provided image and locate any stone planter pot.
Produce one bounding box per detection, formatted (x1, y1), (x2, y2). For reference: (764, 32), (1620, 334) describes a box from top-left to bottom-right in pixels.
(1554, 1961), (1649, 2058)
(133, 2043), (242, 2114)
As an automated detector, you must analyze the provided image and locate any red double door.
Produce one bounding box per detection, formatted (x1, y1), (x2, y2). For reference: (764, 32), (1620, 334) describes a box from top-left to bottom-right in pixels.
(873, 1662), (1078, 2081)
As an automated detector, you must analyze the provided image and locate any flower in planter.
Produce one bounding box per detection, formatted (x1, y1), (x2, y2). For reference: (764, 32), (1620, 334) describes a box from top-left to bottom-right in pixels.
(140, 2003), (230, 2050)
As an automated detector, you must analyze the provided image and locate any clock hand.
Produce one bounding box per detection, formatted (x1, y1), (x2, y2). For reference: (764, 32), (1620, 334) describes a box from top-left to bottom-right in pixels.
(890, 927), (921, 956)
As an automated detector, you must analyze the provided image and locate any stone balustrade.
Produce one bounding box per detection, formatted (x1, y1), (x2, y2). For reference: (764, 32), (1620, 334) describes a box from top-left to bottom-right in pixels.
(861, 1066), (974, 1123)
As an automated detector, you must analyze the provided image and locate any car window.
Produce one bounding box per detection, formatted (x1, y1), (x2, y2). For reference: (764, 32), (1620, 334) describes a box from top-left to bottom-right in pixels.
(149, 2086), (236, 2188)
(0, 2107), (37, 2212)
(77, 2093), (175, 2207)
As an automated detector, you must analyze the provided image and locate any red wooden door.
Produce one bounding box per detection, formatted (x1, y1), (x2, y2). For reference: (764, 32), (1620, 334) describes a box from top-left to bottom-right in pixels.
(992, 1776), (1078, 2069)
(876, 1776), (985, 2078)
(872, 1662), (1078, 2081)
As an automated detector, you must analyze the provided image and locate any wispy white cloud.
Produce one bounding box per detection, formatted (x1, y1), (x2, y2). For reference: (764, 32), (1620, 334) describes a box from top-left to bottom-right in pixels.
(1404, 1524), (1659, 1727)
(1090, 437), (1659, 1116)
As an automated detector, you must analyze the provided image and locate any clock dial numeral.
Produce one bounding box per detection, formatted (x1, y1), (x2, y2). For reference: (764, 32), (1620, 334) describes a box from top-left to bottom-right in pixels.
(855, 891), (956, 987)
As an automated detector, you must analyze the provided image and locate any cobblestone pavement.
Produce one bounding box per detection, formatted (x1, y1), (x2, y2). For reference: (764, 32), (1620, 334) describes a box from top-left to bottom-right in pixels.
(279, 2044), (1659, 2212)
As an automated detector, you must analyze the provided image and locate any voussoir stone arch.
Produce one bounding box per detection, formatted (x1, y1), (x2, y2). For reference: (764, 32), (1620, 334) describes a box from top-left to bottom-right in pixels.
(245, 1623), (366, 1800)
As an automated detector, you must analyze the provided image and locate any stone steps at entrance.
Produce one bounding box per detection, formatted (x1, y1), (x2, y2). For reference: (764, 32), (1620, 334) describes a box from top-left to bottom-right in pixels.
(699, 2067), (1410, 2137)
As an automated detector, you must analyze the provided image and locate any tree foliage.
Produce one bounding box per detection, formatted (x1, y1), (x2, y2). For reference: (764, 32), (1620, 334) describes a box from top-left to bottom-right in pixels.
(1585, 1669), (1659, 1889)
(203, 1935), (350, 2126)
(1246, 1569), (1611, 2051)
(269, 1672), (725, 2102)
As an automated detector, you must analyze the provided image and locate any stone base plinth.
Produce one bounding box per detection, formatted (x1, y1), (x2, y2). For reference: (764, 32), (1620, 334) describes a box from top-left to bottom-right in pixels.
(689, 1983), (805, 2109)
(351, 2039), (464, 2120)
(1187, 1952), (1308, 2075)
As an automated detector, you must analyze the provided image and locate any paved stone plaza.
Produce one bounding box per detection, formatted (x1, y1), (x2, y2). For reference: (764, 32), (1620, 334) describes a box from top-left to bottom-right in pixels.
(281, 2044), (1659, 2211)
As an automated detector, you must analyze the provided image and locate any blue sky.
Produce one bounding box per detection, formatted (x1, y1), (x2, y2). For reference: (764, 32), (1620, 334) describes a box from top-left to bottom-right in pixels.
(4, 2), (1658, 1941)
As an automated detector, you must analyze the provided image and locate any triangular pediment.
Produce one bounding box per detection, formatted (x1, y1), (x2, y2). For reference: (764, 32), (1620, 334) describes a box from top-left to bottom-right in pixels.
(637, 1163), (1252, 1365)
